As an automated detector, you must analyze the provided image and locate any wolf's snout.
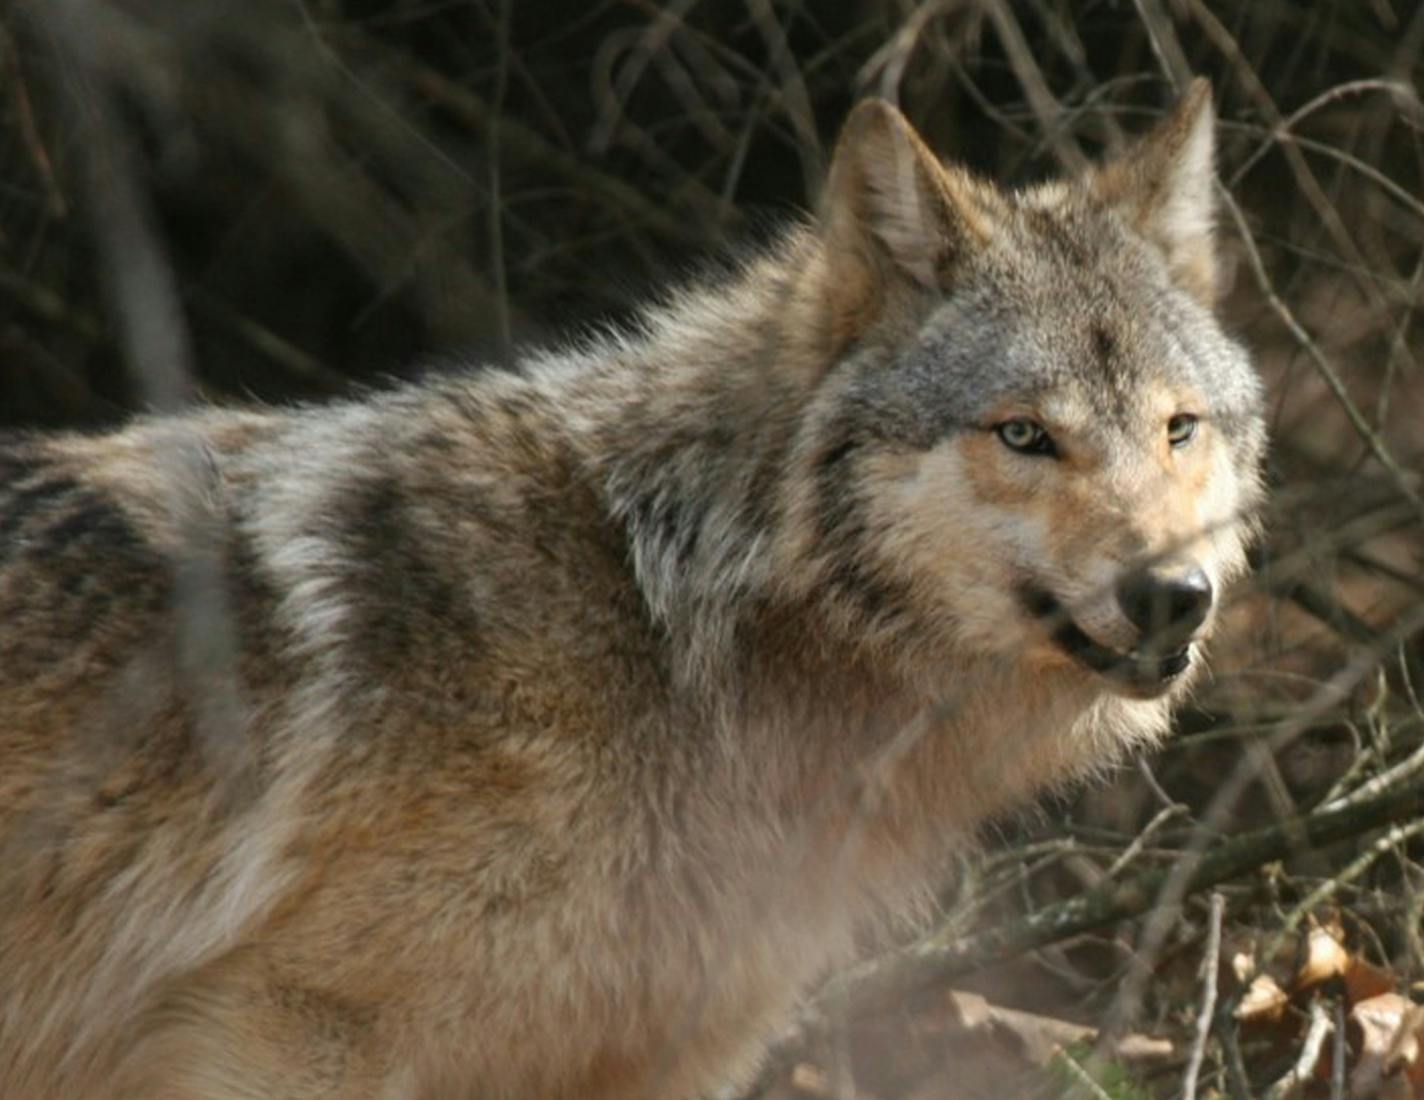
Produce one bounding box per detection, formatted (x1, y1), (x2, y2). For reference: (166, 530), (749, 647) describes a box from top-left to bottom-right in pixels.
(1115, 566), (1213, 642)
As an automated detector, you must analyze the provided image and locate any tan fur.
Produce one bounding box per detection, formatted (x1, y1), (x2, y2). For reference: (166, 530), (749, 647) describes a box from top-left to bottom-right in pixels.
(0, 82), (1264, 1099)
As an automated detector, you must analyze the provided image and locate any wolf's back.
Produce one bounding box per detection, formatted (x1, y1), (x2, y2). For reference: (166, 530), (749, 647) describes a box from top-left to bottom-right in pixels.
(0, 391), (673, 1097)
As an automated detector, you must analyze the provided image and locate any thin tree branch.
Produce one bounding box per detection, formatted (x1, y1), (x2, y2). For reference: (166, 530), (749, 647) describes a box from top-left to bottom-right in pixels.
(818, 781), (1424, 1017)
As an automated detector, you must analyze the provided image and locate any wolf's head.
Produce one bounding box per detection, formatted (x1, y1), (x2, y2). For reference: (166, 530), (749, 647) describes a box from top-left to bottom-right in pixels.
(791, 81), (1264, 700)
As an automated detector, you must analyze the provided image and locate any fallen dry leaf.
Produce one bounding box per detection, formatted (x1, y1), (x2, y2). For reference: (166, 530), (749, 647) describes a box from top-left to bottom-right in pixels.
(1347, 992), (1424, 1100)
(1238, 973), (1290, 1023)
(1343, 957), (1399, 1008)
(1297, 924), (1351, 988)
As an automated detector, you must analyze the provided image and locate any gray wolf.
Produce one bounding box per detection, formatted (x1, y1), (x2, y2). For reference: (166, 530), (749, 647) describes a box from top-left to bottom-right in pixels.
(0, 79), (1263, 1099)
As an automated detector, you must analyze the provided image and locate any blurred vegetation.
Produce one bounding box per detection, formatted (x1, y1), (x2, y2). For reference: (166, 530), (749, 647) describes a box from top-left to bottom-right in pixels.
(4, 1), (1424, 1097)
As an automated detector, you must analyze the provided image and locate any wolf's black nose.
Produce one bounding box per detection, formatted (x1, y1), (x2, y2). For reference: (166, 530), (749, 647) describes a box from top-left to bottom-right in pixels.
(1116, 567), (1213, 640)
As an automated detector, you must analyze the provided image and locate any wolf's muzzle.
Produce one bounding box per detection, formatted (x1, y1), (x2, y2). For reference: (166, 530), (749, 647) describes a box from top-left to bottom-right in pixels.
(1021, 582), (1202, 694)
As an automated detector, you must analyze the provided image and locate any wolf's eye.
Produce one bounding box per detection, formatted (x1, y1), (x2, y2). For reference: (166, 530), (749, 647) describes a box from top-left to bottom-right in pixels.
(1167, 413), (1198, 448)
(995, 419), (1056, 457)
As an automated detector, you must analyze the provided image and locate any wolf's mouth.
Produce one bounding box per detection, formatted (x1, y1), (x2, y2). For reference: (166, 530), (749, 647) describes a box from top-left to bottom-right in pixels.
(1021, 586), (1192, 689)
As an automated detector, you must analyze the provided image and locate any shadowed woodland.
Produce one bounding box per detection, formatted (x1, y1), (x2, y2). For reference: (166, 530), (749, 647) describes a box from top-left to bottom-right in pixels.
(4, 1), (1424, 1097)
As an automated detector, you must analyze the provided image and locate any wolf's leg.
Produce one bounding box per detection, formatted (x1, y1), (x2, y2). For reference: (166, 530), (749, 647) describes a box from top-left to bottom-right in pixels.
(111, 949), (385, 1100)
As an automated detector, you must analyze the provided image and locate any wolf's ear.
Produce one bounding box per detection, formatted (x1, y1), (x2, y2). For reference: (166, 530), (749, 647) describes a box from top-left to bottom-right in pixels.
(1094, 78), (1218, 305)
(817, 100), (991, 348)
